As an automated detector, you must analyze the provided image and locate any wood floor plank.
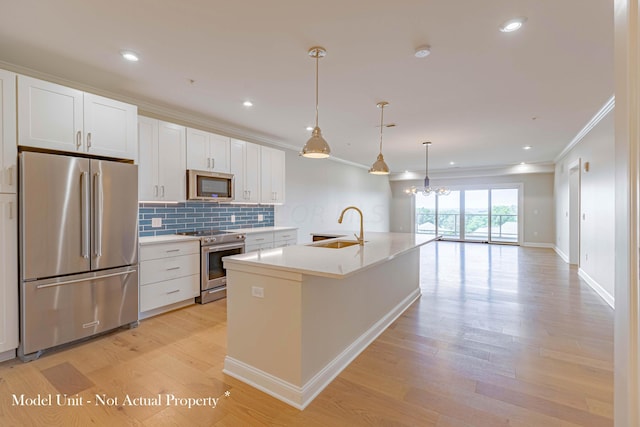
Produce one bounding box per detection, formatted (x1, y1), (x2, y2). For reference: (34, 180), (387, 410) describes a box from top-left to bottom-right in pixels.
(0, 242), (613, 425)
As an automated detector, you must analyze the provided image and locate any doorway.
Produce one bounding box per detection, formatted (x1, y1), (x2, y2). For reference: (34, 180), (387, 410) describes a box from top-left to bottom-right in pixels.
(568, 160), (581, 265)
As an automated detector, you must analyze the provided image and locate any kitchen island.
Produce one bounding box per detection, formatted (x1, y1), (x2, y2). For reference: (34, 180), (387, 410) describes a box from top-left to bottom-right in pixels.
(222, 232), (435, 409)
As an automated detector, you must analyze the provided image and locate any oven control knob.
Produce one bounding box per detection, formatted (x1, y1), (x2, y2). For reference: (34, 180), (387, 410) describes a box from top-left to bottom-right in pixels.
(204, 238), (211, 243)
(237, 234), (244, 239)
(211, 237), (217, 243)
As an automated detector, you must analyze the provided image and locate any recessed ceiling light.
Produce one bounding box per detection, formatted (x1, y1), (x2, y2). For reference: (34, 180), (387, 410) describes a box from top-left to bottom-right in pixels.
(414, 45), (431, 58)
(449, 161), (455, 165)
(120, 50), (139, 62)
(520, 162), (526, 165)
(243, 101), (253, 107)
(523, 145), (532, 150)
(499, 17), (527, 33)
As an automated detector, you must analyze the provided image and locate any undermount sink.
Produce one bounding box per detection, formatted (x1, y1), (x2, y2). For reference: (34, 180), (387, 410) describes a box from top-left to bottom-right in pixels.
(309, 240), (361, 249)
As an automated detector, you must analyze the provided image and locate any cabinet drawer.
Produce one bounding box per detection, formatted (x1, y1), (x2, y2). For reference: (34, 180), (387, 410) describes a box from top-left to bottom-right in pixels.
(140, 241), (199, 261)
(274, 230), (296, 242)
(140, 274), (199, 312)
(245, 232), (274, 246)
(245, 242), (275, 253)
(140, 253), (199, 285)
(274, 239), (297, 248)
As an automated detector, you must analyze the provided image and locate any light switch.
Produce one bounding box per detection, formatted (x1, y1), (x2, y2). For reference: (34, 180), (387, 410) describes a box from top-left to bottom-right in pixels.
(251, 286), (264, 298)
(151, 217), (162, 228)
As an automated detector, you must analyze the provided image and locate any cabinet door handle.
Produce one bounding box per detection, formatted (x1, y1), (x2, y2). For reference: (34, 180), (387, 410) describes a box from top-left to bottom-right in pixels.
(8, 166), (14, 186)
(86, 132), (92, 148)
(281, 235), (290, 238)
(161, 185), (165, 197)
(167, 289), (180, 295)
(211, 158), (215, 169)
(8, 201), (13, 219)
(76, 130), (82, 148)
(207, 158), (210, 168)
(166, 249), (180, 253)
(154, 185), (158, 197)
(255, 238), (265, 241)
(166, 266), (181, 271)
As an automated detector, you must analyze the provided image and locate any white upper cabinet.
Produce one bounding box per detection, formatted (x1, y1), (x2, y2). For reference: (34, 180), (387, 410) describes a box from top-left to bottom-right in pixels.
(260, 146), (285, 204)
(186, 128), (230, 173)
(0, 193), (18, 355)
(0, 69), (17, 194)
(138, 116), (186, 202)
(83, 93), (138, 161)
(230, 139), (260, 203)
(17, 75), (137, 161)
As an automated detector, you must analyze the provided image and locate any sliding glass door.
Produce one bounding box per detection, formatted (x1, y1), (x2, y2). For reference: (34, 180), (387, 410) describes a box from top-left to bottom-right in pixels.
(490, 188), (519, 243)
(415, 186), (520, 244)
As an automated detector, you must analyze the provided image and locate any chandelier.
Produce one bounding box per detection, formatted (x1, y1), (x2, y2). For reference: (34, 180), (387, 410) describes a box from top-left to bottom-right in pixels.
(405, 142), (450, 196)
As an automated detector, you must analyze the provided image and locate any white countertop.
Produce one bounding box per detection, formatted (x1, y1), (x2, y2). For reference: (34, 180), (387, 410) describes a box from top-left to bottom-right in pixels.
(223, 232), (435, 279)
(139, 235), (201, 246)
(229, 226), (297, 234)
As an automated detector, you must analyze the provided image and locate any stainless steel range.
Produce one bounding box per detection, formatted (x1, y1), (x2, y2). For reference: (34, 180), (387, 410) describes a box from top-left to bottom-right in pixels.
(177, 229), (245, 304)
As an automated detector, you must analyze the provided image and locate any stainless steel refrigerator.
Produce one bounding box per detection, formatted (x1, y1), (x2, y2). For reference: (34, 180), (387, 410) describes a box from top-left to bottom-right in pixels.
(18, 151), (139, 360)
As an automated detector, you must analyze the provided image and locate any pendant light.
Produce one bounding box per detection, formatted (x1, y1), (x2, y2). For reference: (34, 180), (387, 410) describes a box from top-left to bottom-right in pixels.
(405, 142), (450, 195)
(301, 46), (331, 158)
(369, 101), (390, 175)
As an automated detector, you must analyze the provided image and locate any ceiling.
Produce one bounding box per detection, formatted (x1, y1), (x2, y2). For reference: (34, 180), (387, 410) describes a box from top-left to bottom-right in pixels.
(0, 0), (613, 173)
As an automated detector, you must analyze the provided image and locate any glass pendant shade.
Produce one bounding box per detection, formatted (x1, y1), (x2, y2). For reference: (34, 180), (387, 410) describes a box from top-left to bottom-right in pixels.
(301, 126), (330, 158)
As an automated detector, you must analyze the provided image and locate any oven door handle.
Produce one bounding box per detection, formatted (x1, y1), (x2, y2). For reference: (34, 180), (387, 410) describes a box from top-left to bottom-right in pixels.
(201, 242), (246, 254)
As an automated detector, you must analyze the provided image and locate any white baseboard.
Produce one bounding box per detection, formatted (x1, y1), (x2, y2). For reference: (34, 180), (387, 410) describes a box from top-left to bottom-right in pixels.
(223, 287), (422, 410)
(523, 242), (554, 248)
(0, 348), (16, 362)
(578, 268), (614, 309)
(554, 246), (569, 263)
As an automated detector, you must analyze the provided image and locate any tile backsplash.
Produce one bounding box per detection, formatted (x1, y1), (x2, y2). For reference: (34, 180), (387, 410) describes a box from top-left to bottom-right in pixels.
(139, 202), (275, 237)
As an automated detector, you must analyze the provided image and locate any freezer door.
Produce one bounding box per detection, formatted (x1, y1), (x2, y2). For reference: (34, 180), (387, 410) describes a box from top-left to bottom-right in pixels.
(20, 266), (138, 355)
(20, 151), (91, 280)
(90, 159), (138, 270)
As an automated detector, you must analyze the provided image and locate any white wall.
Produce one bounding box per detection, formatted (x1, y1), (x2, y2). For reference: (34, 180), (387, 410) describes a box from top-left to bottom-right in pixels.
(276, 152), (391, 243)
(555, 110), (615, 302)
(389, 173), (555, 246)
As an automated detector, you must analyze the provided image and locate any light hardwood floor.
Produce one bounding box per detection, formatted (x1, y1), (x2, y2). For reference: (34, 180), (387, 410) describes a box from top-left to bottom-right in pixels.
(0, 242), (613, 426)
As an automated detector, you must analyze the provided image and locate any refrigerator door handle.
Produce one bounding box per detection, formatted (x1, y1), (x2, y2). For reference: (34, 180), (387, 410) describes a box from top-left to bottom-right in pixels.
(35, 269), (138, 289)
(81, 171), (89, 258)
(94, 172), (103, 257)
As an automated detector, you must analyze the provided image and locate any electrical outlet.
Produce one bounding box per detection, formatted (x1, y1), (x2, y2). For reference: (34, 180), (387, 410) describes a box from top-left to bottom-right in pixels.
(231, 214), (236, 223)
(258, 214), (264, 222)
(251, 286), (264, 298)
(151, 217), (162, 228)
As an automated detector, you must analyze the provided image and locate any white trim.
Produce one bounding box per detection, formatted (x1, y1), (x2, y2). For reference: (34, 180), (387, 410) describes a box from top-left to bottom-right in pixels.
(554, 246), (569, 263)
(138, 299), (194, 320)
(522, 242), (554, 248)
(0, 349), (16, 362)
(578, 268), (615, 309)
(223, 288), (421, 409)
(555, 96), (615, 163)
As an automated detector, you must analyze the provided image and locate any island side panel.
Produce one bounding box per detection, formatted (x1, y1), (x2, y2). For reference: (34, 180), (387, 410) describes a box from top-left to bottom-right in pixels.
(225, 269), (303, 385)
(300, 247), (420, 384)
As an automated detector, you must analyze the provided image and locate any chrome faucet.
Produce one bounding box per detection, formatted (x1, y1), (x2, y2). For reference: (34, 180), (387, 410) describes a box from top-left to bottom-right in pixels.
(338, 206), (364, 245)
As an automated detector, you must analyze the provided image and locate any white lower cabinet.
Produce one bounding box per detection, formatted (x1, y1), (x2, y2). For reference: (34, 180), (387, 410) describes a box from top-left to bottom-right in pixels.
(274, 230), (297, 248)
(139, 240), (199, 317)
(245, 229), (297, 253)
(0, 194), (18, 359)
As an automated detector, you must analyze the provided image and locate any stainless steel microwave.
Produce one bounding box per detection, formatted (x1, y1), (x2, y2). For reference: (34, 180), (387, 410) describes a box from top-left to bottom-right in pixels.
(187, 170), (234, 201)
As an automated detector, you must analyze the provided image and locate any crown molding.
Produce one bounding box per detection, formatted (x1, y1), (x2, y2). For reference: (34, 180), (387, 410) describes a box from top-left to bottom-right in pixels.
(554, 95), (615, 162)
(390, 162), (554, 181)
(0, 60), (371, 171)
